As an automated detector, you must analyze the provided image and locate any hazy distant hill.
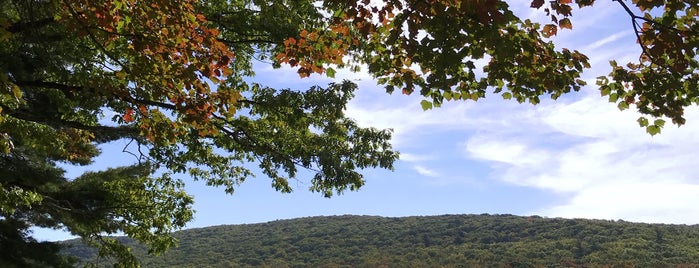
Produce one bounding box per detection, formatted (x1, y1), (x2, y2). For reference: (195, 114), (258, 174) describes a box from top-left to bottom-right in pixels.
(62, 214), (699, 267)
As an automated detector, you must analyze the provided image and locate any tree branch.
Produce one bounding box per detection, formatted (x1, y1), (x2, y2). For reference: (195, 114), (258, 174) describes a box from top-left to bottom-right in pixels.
(7, 18), (56, 33)
(217, 38), (276, 45)
(62, 0), (129, 71)
(614, 0), (693, 70)
(211, 114), (321, 174)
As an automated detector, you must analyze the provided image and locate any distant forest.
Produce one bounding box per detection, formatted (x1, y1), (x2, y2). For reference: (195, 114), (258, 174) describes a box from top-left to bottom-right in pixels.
(62, 214), (699, 267)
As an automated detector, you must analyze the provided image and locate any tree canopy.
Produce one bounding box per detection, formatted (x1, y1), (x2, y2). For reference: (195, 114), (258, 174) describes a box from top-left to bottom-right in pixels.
(0, 0), (696, 266)
(63, 214), (699, 267)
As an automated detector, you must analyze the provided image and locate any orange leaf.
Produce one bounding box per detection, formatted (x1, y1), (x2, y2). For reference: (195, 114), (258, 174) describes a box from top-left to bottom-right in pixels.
(298, 68), (310, 78)
(542, 24), (558, 37)
(284, 37), (297, 46)
(123, 108), (135, 123)
(138, 105), (148, 114)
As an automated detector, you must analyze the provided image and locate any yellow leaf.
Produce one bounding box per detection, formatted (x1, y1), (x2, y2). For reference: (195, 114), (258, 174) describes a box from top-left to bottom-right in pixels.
(11, 84), (21, 99)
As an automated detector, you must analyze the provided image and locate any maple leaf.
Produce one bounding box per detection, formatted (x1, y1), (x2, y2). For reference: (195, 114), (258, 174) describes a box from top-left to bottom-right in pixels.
(543, 24), (558, 37)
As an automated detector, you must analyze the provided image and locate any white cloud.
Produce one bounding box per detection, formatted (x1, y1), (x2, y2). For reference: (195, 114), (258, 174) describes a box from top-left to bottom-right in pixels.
(463, 90), (699, 224)
(543, 182), (699, 224)
(345, 93), (476, 146)
(413, 165), (440, 177)
(400, 152), (434, 163)
(466, 137), (552, 168)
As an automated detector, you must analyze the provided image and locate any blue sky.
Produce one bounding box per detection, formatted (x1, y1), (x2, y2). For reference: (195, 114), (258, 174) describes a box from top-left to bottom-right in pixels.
(34, 1), (699, 241)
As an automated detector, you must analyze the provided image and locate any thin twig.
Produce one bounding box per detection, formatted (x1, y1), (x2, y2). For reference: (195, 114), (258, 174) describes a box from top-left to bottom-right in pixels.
(613, 0), (679, 72)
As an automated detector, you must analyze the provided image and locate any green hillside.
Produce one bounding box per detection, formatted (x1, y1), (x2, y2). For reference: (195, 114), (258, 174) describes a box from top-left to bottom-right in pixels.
(62, 214), (699, 267)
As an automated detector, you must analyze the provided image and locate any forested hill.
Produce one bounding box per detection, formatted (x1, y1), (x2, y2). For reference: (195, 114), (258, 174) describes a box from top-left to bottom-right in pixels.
(63, 214), (699, 267)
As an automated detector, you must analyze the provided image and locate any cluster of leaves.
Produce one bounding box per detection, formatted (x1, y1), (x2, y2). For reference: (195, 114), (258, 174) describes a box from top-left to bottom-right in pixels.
(277, 0), (698, 134)
(284, 0), (591, 107)
(597, 0), (699, 135)
(63, 214), (699, 267)
(0, 0), (397, 266)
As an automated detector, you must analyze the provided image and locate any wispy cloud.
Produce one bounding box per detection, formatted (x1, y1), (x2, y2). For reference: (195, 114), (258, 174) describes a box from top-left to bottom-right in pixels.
(413, 165), (440, 178)
(345, 92), (476, 146)
(584, 32), (632, 51)
(463, 90), (699, 224)
(400, 152), (434, 163)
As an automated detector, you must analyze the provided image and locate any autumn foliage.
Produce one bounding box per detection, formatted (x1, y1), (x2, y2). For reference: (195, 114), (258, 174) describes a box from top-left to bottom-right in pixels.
(58, 0), (239, 143)
(279, 0), (698, 134)
(0, 0), (697, 266)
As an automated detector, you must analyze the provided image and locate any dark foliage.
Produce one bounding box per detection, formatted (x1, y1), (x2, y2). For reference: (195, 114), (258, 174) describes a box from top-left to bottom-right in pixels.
(0, 219), (77, 267)
(62, 214), (699, 267)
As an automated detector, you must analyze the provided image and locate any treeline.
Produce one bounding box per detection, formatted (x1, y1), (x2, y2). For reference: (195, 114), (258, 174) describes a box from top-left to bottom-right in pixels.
(62, 214), (699, 267)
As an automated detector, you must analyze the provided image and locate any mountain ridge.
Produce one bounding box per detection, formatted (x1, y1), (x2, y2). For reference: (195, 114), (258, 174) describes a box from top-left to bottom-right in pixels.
(62, 214), (699, 267)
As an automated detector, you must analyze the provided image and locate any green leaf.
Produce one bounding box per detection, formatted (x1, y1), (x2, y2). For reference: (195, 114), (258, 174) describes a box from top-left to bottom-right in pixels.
(502, 92), (512, 100)
(618, 101), (629, 110)
(444, 91), (453, 101)
(420, 99), (433, 110)
(647, 125), (661, 135)
(116, 20), (125, 31)
(11, 84), (21, 99)
(470, 93), (479, 101)
(653, 119), (666, 128)
(637, 117), (649, 127)
(608, 93), (619, 103)
(326, 67), (336, 78)
(496, 79), (505, 89)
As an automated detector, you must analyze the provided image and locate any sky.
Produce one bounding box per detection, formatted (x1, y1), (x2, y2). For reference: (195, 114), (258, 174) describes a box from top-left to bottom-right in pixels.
(33, 1), (699, 241)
